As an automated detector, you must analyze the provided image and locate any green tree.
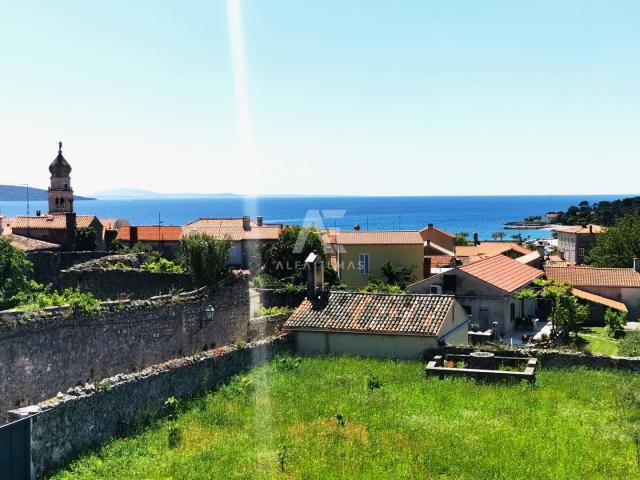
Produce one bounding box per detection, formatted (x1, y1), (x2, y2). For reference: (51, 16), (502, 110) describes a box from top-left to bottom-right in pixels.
(0, 238), (33, 309)
(178, 234), (232, 287)
(491, 231), (505, 241)
(551, 294), (589, 338)
(618, 331), (640, 357)
(380, 261), (416, 289)
(588, 214), (640, 267)
(454, 232), (471, 246)
(604, 308), (627, 336)
(75, 226), (97, 251)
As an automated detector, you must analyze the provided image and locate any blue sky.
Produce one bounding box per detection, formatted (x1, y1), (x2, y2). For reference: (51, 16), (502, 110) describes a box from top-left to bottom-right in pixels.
(1, 1), (638, 196)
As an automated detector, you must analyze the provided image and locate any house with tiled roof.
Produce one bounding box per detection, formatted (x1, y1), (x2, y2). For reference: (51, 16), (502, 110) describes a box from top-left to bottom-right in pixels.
(283, 291), (468, 358)
(182, 216), (282, 270)
(8, 213), (104, 251)
(334, 230), (425, 288)
(455, 241), (531, 265)
(409, 254), (544, 335)
(553, 224), (604, 265)
(545, 262), (640, 320)
(116, 225), (183, 257)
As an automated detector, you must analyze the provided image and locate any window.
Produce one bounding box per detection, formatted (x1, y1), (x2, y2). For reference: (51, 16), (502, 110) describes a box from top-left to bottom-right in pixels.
(358, 253), (369, 275)
(510, 303), (516, 322)
(443, 274), (456, 293)
(463, 305), (472, 316)
(578, 248), (585, 256)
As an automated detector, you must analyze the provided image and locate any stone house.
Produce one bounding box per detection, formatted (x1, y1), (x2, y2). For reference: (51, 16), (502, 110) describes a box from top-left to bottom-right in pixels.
(9, 213), (104, 251)
(554, 224), (604, 265)
(116, 225), (183, 258)
(544, 262), (640, 321)
(283, 291), (468, 358)
(409, 254), (543, 335)
(333, 230), (425, 288)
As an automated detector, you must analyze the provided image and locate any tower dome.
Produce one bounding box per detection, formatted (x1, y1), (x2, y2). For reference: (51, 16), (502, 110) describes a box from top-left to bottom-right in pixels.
(49, 141), (72, 177)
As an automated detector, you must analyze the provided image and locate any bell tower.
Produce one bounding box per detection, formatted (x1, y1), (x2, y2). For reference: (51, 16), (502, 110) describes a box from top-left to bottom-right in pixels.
(48, 141), (74, 215)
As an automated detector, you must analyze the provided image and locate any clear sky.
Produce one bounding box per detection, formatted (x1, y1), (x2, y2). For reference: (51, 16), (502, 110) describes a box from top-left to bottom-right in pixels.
(1, 1), (638, 196)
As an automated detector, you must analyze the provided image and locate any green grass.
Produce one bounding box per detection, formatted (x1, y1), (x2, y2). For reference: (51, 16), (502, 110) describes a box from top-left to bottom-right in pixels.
(578, 326), (619, 355)
(51, 356), (640, 480)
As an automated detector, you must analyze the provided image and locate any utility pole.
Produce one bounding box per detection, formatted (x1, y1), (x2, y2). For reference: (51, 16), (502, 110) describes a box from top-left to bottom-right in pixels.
(158, 212), (163, 252)
(21, 183), (30, 237)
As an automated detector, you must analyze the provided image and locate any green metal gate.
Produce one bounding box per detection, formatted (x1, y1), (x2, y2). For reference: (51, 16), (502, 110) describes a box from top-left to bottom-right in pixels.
(0, 416), (31, 480)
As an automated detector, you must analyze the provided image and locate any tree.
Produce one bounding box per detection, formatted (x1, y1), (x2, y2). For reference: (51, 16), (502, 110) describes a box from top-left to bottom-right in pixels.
(491, 231), (505, 241)
(261, 226), (340, 286)
(618, 331), (640, 357)
(604, 309), (627, 336)
(454, 232), (471, 246)
(178, 234), (232, 287)
(379, 261), (416, 289)
(551, 294), (589, 338)
(0, 238), (33, 310)
(75, 227), (97, 251)
(588, 214), (640, 267)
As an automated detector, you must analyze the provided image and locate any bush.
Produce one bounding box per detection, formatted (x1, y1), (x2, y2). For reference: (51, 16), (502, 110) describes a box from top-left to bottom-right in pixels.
(249, 274), (284, 288)
(619, 331), (640, 357)
(142, 258), (184, 274)
(0, 238), (33, 310)
(106, 261), (131, 271)
(360, 278), (404, 294)
(178, 234), (232, 287)
(75, 227), (97, 251)
(11, 282), (100, 315)
(259, 306), (290, 316)
(604, 309), (627, 336)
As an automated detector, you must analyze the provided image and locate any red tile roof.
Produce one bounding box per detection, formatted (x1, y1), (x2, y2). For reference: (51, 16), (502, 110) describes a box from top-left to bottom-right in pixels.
(455, 242), (531, 259)
(10, 215), (99, 230)
(116, 226), (182, 242)
(181, 224), (281, 241)
(544, 266), (640, 287)
(419, 224), (455, 239)
(2, 234), (61, 252)
(429, 255), (456, 268)
(554, 224), (605, 234)
(336, 231), (423, 245)
(571, 288), (628, 312)
(459, 254), (543, 293)
(284, 291), (455, 336)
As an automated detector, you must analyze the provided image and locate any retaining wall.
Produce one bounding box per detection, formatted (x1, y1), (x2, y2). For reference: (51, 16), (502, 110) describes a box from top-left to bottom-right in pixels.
(26, 251), (108, 288)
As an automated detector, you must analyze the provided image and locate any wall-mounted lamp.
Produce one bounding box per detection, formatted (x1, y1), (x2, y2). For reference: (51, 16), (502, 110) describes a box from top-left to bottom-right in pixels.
(204, 305), (215, 321)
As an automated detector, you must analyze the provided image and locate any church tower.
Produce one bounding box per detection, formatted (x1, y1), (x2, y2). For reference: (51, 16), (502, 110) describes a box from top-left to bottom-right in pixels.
(48, 141), (74, 215)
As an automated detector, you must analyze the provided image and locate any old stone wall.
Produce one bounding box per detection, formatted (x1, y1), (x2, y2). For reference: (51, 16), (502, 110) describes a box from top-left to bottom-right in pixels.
(249, 312), (290, 339)
(0, 279), (252, 415)
(425, 345), (640, 372)
(24, 336), (293, 478)
(26, 251), (109, 288)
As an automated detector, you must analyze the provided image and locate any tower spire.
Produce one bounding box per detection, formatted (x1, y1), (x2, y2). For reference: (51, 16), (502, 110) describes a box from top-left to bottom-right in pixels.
(58, 141), (62, 154)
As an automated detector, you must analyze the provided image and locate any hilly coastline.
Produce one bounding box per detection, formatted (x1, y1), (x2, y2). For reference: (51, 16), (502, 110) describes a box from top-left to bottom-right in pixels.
(0, 185), (95, 202)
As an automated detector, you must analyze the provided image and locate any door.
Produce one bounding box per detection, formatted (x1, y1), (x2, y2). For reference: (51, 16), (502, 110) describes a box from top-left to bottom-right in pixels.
(479, 307), (490, 329)
(0, 416), (31, 480)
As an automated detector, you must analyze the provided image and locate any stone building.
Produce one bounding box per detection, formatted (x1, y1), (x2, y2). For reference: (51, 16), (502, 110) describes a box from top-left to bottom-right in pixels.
(554, 224), (604, 265)
(48, 142), (74, 215)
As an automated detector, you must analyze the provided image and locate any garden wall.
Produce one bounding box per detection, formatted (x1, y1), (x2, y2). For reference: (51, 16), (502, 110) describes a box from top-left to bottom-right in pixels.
(26, 251), (108, 288)
(19, 336), (293, 479)
(0, 279), (252, 416)
(426, 345), (640, 372)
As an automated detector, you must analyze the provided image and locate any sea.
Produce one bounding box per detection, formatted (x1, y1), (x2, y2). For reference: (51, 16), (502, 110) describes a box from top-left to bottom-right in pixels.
(0, 195), (626, 241)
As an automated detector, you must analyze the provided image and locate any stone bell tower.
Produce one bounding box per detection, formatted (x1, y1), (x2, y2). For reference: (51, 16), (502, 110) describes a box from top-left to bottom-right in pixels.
(48, 141), (74, 215)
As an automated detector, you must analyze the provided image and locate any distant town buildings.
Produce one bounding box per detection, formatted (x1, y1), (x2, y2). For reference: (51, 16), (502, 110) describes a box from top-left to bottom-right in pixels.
(554, 224), (604, 265)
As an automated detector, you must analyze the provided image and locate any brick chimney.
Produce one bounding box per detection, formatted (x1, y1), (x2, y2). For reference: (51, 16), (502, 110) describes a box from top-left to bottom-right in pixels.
(65, 212), (77, 250)
(634, 258), (640, 273)
(473, 232), (479, 246)
(353, 224), (361, 231)
(130, 226), (138, 245)
(242, 216), (251, 231)
(256, 216), (263, 227)
(428, 223), (433, 229)
(306, 251), (324, 298)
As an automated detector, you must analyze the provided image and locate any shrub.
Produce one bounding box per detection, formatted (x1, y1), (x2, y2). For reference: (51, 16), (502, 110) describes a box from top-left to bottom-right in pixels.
(249, 274), (283, 288)
(106, 261), (131, 271)
(0, 238), (33, 310)
(367, 374), (382, 390)
(75, 226), (97, 251)
(604, 309), (627, 336)
(259, 306), (290, 316)
(11, 282), (100, 315)
(360, 278), (404, 294)
(142, 258), (184, 274)
(178, 234), (232, 287)
(619, 331), (640, 357)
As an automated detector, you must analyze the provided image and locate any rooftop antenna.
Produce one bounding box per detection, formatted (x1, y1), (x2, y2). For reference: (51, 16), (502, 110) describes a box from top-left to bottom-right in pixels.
(58, 141), (62, 154)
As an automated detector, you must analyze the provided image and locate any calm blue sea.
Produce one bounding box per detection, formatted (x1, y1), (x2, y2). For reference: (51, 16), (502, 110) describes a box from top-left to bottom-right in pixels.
(0, 195), (626, 240)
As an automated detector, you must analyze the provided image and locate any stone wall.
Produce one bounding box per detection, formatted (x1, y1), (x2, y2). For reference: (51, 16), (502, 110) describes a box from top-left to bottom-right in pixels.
(26, 251), (108, 288)
(17, 336), (292, 478)
(425, 345), (640, 372)
(0, 279), (252, 415)
(58, 253), (193, 300)
(249, 312), (290, 339)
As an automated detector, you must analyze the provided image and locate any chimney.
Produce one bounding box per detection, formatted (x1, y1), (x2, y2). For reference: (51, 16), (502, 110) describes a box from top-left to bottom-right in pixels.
(473, 232), (479, 246)
(305, 251), (324, 298)
(36, 210), (41, 217)
(423, 257), (432, 279)
(589, 225), (593, 234)
(130, 226), (138, 245)
(242, 215), (251, 231)
(256, 216), (263, 227)
(634, 258), (640, 273)
(353, 224), (360, 231)
(428, 223), (433, 229)
(537, 244), (546, 259)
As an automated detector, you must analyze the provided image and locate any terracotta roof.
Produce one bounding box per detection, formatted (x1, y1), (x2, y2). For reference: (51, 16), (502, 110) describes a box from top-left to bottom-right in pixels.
(116, 226), (182, 242)
(10, 215), (99, 230)
(429, 255), (456, 268)
(181, 223), (281, 241)
(571, 288), (628, 312)
(455, 242), (530, 259)
(100, 218), (129, 230)
(336, 231), (423, 245)
(515, 251), (541, 265)
(419, 224), (455, 238)
(554, 224), (605, 234)
(284, 291), (455, 336)
(2, 234), (61, 252)
(459, 254), (543, 293)
(544, 266), (640, 287)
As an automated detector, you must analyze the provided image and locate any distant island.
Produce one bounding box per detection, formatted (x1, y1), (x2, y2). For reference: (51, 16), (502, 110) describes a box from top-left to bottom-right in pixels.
(0, 185), (95, 202)
(92, 189), (241, 200)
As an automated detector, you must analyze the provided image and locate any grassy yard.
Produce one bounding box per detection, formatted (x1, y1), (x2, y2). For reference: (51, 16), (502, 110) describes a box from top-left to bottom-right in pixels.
(52, 356), (640, 480)
(577, 326), (619, 355)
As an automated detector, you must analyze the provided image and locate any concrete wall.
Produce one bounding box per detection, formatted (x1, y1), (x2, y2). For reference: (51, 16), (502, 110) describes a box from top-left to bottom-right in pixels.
(20, 336), (293, 479)
(294, 331), (439, 359)
(0, 279), (252, 415)
(338, 243), (424, 288)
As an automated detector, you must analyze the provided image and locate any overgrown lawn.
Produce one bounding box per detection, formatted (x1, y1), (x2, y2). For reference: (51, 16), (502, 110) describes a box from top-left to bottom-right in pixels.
(52, 356), (640, 480)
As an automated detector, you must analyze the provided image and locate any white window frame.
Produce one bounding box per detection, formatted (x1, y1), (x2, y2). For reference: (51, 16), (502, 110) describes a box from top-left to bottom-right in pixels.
(578, 247), (585, 256)
(359, 253), (369, 275)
